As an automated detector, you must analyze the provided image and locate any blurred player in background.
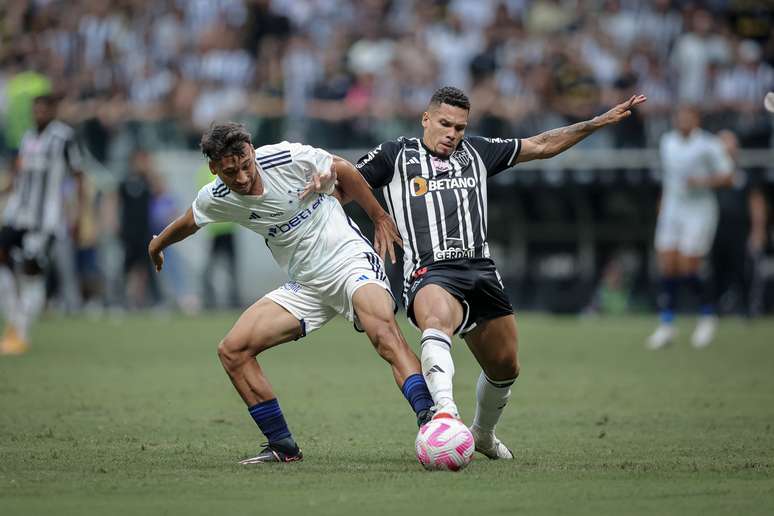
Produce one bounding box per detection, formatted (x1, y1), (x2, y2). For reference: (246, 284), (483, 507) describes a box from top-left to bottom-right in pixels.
(355, 86), (646, 459)
(648, 106), (733, 350)
(712, 130), (767, 317)
(0, 94), (83, 354)
(148, 123), (433, 464)
(197, 163), (241, 310)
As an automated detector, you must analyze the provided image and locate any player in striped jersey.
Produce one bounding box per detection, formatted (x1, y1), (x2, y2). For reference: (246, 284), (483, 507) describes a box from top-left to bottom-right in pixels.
(0, 94), (83, 355)
(148, 123), (433, 464)
(354, 86), (646, 459)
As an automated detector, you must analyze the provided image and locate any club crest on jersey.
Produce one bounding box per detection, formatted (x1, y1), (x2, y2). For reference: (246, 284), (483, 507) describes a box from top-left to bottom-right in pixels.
(410, 176), (476, 197)
(451, 148), (471, 168)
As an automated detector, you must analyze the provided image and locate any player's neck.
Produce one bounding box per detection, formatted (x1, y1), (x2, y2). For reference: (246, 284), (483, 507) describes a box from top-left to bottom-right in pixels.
(420, 137), (455, 159)
(249, 174), (264, 196)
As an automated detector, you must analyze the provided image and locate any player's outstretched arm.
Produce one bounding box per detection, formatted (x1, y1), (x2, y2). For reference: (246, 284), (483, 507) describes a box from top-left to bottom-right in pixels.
(516, 95), (647, 164)
(332, 156), (403, 264)
(148, 207), (199, 272)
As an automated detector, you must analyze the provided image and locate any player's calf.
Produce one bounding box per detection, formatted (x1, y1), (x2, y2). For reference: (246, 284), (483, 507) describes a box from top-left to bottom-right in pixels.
(218, 298), (305, 464)
(353, 285), (434, 426)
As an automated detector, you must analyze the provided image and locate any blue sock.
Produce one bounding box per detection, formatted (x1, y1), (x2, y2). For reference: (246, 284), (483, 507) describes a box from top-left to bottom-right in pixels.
(684, 274), (714, 315)
(658, 276), (678, 323)
(248, 398), (292, 443)
(401, 373), (434, 416)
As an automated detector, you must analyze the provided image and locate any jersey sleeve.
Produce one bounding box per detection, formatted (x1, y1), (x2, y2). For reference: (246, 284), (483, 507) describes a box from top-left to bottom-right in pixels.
(288, 142), (334, 180)
(63, 135), (83, 172)
(191, 184), (230, 227)
(707, 137), (733, 178)
(355, 140), (401, 188)
(466, 136), (521, 177)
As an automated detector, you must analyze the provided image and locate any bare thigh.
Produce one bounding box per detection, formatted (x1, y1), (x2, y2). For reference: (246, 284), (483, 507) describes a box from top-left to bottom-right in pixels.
(412, 284), (464, 336)
(220, 297), (303, 358)
(658, 249), (680, 277)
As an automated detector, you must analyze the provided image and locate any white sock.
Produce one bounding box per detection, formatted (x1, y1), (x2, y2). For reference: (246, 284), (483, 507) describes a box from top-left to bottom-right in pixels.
(420, 328), (456, 411)
(0, 266), (19, 326)
(472, 371), (516, 434)
(15, 274), (46, 341)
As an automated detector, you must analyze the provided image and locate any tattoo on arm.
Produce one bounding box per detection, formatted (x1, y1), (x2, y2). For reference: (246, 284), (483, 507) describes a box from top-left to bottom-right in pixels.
(530, 119), (597, 158)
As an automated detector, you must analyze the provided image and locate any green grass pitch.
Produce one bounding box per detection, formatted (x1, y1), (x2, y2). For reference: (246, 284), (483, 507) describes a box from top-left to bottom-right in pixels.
(1, 313), (773, 515)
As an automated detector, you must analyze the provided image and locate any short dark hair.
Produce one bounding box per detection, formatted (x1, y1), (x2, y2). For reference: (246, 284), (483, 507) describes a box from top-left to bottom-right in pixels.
(33, 93), (60, 107)
(200, 122), (252, 162)
(428, 86), (470, 111)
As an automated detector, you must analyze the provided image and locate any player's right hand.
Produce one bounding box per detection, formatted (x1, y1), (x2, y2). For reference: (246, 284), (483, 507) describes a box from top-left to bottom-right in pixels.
(148, 235), (164, 272)
(373, 213), (402, 265)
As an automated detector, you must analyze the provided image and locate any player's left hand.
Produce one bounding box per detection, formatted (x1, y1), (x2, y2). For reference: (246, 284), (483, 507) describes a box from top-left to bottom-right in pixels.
(300, 166), (337, 199)
(148, 236), (164, 272)
(373, 212), (403, 265)
(597, 94), (647, 125)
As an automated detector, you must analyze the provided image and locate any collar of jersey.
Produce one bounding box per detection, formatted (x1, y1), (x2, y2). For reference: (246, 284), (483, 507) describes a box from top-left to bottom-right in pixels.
(419, 138), (460, 160)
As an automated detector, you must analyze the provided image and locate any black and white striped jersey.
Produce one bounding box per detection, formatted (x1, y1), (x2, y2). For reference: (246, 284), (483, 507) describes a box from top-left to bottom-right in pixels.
(3, 121), (82, 234)
(356, 136), (520, 297)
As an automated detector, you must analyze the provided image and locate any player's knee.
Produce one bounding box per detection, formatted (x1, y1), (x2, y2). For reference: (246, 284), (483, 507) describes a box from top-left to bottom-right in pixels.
(487, 353), (520, 381)
(217, 336), (249, 370)
(420, 313), (456, 336)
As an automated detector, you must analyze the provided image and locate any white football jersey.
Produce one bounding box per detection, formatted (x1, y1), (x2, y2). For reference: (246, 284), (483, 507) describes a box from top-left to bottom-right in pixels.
(192, 141), (373, 284)
(659, 129), (732, 207)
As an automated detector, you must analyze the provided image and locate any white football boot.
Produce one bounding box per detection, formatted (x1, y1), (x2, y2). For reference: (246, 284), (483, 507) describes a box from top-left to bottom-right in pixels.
(469, 424), (513, 460)
(646, 323), (675, 350)
(432, 400), (460, 420)
(691, 316), (717, 348)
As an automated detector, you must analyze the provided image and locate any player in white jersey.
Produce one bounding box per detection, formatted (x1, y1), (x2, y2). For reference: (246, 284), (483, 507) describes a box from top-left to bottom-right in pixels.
(148, 123), (434, 464)
(0, 94), (83, 355)
(648, 106), (733, 349)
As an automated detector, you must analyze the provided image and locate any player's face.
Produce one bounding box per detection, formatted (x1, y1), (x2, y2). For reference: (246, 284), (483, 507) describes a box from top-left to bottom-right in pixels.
(675, 108), (700, 134)
(211, 143), (258, 195)
(32, 101), (55, 129)
(421, 103), (469, 157)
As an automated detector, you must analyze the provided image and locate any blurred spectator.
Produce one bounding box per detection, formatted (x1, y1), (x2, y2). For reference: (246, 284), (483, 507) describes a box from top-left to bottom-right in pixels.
(117, 149), (159, 309)
(712, 40), (774, 147)
(71, 174), (102, 311)
(670, 9), (731, 104)
(712, 130), (767, 317)
(197, 164), (241, 310)
(149, 169), (195, 311)
(0, 0), (773, 155)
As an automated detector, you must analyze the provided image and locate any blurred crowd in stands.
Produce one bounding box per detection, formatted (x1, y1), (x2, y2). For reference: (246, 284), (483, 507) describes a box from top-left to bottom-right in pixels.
(0, 0), (773, 316)
(1, 0), (773, 161)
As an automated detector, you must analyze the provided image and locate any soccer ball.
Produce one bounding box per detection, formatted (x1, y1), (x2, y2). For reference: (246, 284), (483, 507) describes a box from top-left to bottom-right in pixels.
(415, 414), (474, 471)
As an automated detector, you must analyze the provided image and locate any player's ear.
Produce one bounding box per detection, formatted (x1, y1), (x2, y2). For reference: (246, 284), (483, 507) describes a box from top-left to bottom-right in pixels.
(421, 111), (430, 129)
(208, 160), (218, 176)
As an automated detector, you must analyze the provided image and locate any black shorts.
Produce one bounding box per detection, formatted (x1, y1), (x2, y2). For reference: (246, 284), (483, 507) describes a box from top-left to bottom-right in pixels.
(0, 225), (53, 269)
(406, 258), (514, 335)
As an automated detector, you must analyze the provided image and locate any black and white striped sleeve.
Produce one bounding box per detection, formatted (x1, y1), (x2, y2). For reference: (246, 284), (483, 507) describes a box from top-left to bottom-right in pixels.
(467, 136), (521, 177)
(63, 134), (84, 172)
(355, 140), (401, 188)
